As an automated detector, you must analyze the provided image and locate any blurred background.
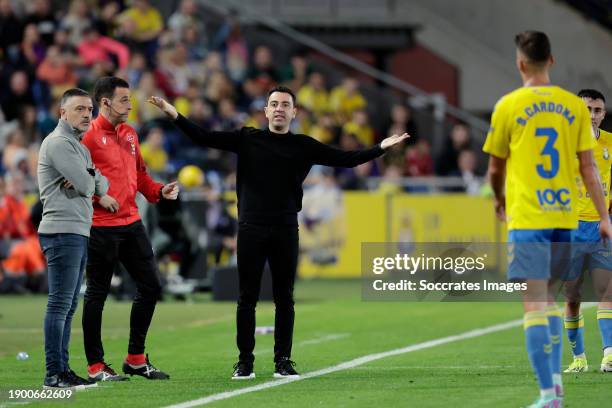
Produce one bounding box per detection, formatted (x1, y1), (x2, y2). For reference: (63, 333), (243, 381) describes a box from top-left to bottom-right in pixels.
(0, 0), (611, 298)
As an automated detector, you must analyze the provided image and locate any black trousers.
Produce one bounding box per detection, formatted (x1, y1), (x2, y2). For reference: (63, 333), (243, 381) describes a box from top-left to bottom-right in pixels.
(82, 221), (162, 365)
(236, 222), (299, 363)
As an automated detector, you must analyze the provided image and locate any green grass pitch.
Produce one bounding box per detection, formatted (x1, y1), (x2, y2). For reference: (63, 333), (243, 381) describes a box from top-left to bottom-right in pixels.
(1, 280), (610, 407)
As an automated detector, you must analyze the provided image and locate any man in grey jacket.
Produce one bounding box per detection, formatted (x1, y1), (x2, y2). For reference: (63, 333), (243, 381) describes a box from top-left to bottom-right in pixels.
(38, 88), (118, 389)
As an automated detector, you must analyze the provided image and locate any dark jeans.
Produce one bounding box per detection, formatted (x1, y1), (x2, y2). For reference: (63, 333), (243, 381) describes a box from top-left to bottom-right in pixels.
(236, 222), (299, 363)
(40, 233), (88, 379)
(82, 221), (162, 365)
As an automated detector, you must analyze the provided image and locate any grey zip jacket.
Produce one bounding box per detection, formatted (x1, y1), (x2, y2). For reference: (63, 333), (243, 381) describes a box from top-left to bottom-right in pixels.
(38, 119), (109, 237)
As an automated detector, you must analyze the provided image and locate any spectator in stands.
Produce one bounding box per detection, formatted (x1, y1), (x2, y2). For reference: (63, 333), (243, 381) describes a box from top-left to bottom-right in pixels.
(280, 53), (309, 91)
(243, 99), (267, 129)
(310, 112), (336, 144)
(21, 23), (47, 67)
(212, 8), (248, 83)
(450, 149), (481, 195)
(386, 104), (418, 145)
(336, 160), (375, 191)
(77, 26), (130, 71)
(17, 104), (42, 146)
(290, 105), (312, 135)
(212, 99), (244, 131)
(52, 28), (79, 64)
(187, 98), (214, 129)
(117, 0), (163, 64)
(96, 1), (121, 37)
(330, 77), (366, 122)
(1, 72), (35, 122)
(343, 109), (375, 146)
(126, 52), (147, 87)
(0, 172), (45, 294)
(182, 23), (208, 62)
(205, 71), (235, 109)
(297, 72), (329, 119)
(0, 0), (24, 60)
(128, 70), (164, 124)
(140, 127), (168, 174)
(246, 45), (280, 88)
(378, 164), (403, 194)
(61, 0), (95, 46)
(167, 43), (198, 96)
(168, 0), (207, 47)
(2, 128), (28, 174)
(24, 0), (58, 46)
(36, 45), (79, 98)
(404, 139), (434, 177)
(435, 122), (472, 175)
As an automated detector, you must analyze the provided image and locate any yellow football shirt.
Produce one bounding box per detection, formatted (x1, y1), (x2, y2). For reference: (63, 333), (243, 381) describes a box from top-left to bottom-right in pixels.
(576, 129), (612, 221)
(483, 86), (594, 230)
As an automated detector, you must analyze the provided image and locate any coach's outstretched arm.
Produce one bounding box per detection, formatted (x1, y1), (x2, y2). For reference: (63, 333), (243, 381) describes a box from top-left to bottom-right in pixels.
(148, 96), (241, 153)
(578, 149), (612, 241)
(308, 133), (409, 168)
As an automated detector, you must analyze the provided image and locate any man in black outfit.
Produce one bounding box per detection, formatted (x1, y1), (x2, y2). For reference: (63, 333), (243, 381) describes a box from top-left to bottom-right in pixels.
(149, 87), (408, 379)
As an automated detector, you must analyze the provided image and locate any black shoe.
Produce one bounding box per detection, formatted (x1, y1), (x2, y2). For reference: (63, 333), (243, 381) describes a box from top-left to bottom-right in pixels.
(232, 361), (255, 380)
(43, 372), (96, 389)
(88, 362), (130, 382)
(273, 357), (299, 378)
(64, 370), (98, 388)
(122, 354), (170, 380)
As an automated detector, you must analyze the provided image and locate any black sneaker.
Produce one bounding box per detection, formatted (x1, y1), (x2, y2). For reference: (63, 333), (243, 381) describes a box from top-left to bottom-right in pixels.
(232, 361), (255, 380)
(273, 357), (299, 378)
(122, 354), (170, 380)
(88, 363), (130, 382)
(43, 372), (96, 390)
(64, 370), (98, 388)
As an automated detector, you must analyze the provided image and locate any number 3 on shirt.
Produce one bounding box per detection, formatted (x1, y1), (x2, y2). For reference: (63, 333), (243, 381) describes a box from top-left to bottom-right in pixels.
(535, 127), (559, 179)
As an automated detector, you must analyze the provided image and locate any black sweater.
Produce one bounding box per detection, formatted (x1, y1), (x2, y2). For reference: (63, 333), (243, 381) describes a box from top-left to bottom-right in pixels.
(174, 114), (385, 225)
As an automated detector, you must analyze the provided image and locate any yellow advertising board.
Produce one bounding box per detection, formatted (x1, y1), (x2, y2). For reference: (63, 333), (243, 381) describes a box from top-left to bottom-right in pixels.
(298, 193), (504, 278)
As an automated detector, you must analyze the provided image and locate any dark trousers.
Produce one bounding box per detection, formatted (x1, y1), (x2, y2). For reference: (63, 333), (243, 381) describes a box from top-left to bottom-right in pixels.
(40, 233), (88, 378)
(82, 221), (162, 365)
(236, 222), (299, 363)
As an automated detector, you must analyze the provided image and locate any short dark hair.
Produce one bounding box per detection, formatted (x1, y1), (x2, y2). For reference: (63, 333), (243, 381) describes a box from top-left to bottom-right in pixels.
(60, 88), (90, 107)
(93, 76), (130, 104)
(266, 85), (296, 106)
(578, 89), (606, 103)
(514, 31), (551, 65)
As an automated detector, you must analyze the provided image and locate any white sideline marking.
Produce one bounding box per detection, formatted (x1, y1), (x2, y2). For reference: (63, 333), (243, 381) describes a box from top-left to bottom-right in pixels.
(164, 318), (524, 408)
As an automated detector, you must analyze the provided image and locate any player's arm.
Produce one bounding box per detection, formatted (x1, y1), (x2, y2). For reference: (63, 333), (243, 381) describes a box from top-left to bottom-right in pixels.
(487, 155), (506, 221)
(578, 150), (612, 237)
(306, 133), (408, 168)
(483, 98), (510, 221)
(148, 96), (241, 153)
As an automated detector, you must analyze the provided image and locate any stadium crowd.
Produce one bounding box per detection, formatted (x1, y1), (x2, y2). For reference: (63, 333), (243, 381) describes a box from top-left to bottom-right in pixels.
(0, 0), (484, 293)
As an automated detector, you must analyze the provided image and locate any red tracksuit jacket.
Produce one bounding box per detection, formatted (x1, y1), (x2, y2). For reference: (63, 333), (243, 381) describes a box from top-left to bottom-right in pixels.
(82, 114), (163, 227)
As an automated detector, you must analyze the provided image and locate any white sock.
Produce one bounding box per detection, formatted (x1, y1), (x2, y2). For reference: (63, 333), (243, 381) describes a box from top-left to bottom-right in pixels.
(604, 347), (612, 357)
(541, 388), (555, 399)
(574, 352), (586, 359)
(552, 373), (562, 387)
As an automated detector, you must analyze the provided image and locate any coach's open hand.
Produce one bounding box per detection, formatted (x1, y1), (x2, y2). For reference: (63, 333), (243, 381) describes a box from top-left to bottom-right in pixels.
(380, 133), (410, 150)
(162, 181), (179, 200)
(148, 96), (178, 120)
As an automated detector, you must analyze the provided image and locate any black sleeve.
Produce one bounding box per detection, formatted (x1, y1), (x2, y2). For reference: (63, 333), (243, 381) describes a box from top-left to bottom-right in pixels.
(304, 136), (385, 168)
(173, 114), (242, 153)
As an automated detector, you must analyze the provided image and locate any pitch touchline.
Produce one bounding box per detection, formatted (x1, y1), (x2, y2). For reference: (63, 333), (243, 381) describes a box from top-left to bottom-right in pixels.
(163, 318), (524, 408)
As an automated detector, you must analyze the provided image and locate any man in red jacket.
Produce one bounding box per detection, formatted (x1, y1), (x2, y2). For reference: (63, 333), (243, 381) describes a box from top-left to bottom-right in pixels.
(81, 77), (178, 382)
